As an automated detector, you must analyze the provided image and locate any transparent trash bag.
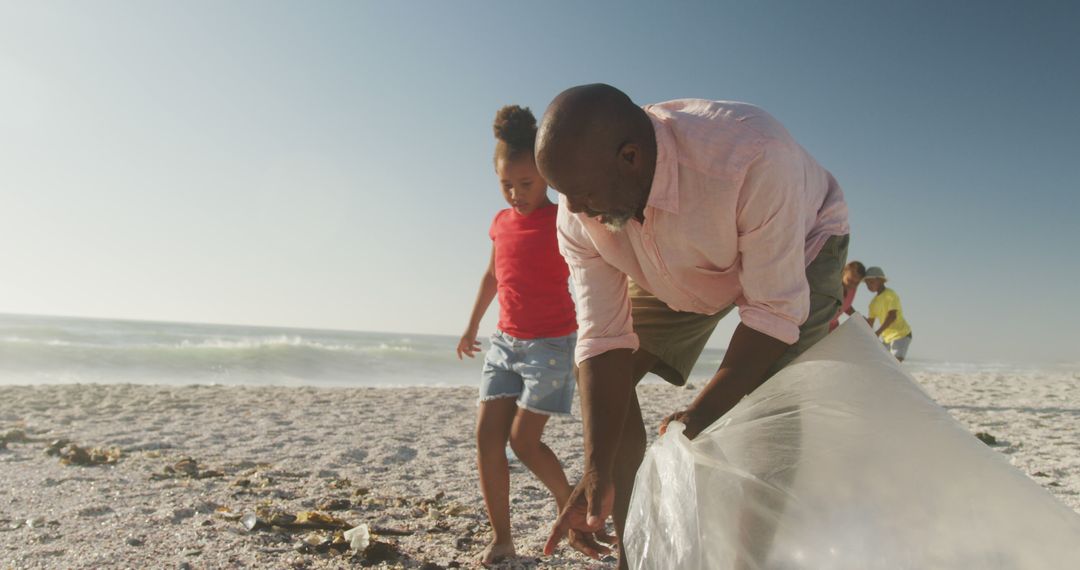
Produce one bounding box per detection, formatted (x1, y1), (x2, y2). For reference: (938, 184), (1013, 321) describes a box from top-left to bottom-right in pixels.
(625, 318), (1080, 569)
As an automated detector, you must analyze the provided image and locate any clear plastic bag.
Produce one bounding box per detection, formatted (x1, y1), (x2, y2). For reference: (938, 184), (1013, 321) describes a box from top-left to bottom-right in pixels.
(625, 318), (1080, 569)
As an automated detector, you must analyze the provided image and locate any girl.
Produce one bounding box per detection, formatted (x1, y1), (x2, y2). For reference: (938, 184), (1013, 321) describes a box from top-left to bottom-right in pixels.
(456, 105), (577, 566)
(830, 260), (867, 331)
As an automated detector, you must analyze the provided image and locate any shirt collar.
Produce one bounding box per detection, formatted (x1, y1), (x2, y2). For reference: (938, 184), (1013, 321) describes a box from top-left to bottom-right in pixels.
(645, 111), (679, 214)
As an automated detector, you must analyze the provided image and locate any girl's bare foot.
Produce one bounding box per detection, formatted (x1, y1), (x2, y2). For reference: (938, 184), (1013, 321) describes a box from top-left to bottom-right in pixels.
(480, 540), (516, 566)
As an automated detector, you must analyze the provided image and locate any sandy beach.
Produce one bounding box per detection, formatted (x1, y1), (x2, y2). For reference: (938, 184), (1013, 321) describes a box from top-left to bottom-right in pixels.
(2, 370), (1078, 569)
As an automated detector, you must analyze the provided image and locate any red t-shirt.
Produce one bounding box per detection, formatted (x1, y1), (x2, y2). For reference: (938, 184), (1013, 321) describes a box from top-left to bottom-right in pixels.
(489, 204), (577, 339)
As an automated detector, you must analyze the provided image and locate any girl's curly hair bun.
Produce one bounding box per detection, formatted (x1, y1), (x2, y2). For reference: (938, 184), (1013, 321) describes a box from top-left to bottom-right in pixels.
(493, 105), (537, 158)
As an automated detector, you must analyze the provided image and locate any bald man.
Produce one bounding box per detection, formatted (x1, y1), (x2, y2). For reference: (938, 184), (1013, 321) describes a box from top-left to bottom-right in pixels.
(537, 84), (849, 567)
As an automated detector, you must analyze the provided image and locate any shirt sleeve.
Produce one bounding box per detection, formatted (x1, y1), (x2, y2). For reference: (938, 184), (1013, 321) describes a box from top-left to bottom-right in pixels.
(488, 210), (502, 241)
(556, 200), (639, 364)
(880, 290), (900, 314)
(734, 144), (811, 345)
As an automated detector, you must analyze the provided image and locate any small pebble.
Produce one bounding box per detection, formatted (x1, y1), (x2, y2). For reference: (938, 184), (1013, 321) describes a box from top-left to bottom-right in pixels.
(3, 429), (29, 443)
(316, 498), (351, 511)
(171, 508), (196, 523)
(126, 537), (144, 547)
(361, 540), (401, 563)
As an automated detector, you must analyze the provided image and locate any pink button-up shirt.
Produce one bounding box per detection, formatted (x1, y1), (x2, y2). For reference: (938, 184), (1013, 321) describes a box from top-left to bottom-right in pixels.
(557, 99), (849, 365)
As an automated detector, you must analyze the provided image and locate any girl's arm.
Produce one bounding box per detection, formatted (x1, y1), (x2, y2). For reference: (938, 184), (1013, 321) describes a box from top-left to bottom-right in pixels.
(876, 310), (898, 337)
(843, 287), (857, 316)
(456, 245), (498, 359)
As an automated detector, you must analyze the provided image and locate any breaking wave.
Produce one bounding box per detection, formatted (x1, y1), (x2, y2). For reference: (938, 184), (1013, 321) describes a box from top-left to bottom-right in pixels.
(0, 314), (475, 387)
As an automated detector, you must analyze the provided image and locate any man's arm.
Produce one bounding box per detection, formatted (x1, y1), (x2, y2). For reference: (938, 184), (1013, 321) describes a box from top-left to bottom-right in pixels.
(661, 323), (788, 439)
(660, 143), (808, 438)
(578, 349), (636, 480)
(544, 348), (635, 557)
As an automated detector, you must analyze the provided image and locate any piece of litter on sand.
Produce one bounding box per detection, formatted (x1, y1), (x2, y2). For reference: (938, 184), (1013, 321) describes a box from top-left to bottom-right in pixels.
(344, 523), (370, 550)
(46, 441), (121, 466)
(241, 513), (267, 532)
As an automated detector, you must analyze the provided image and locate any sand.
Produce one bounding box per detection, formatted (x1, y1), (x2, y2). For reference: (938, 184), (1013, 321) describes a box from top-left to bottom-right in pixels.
(1, 370), (1078, 569)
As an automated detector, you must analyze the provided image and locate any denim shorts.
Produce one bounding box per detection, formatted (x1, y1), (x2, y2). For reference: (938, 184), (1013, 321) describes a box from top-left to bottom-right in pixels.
(887, 333), (913, 360)
(479, 330), (577, 416)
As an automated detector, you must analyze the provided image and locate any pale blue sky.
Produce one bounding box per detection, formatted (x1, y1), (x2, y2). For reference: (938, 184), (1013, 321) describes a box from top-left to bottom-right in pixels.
(1, 1), (1077, 364)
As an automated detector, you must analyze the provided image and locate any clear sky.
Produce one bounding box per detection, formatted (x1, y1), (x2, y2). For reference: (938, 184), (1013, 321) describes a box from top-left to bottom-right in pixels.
(1, 1), (1077, 364)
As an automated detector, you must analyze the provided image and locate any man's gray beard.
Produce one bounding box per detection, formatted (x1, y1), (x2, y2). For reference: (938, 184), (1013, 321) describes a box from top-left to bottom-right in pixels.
(602, 213), (631, 233)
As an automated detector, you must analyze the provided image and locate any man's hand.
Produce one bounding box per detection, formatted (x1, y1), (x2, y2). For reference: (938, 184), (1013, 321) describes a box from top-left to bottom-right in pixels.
(659, 406), (715, 440)
(455, 330), (482, 359)
(667, 324), (789, 441)
(544, 470), (617, 559)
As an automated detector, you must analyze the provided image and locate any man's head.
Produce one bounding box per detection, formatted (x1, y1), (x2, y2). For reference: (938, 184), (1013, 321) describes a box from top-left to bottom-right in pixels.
(535, 84), (657, 232)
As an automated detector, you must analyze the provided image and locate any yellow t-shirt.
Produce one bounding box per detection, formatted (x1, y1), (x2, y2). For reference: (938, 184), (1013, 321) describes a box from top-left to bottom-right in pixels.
(868, 288), (912, 344)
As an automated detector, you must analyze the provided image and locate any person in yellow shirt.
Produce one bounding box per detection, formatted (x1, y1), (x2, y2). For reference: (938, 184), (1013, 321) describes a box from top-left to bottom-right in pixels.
(864, 266), (913, 361)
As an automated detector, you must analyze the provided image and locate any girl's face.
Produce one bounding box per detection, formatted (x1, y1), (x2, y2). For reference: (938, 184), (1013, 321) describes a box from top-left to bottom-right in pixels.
(497, 155), (551, 216)
(842, 267), (863, 288)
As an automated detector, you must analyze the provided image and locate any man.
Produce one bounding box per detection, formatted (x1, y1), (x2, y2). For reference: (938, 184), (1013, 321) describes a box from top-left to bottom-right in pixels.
(536, 84), (849, 568)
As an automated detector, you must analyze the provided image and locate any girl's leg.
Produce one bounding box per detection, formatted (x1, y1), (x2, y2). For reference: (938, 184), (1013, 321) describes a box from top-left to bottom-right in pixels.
(476, 397), (518, 564)
(509, 409), (572, 510)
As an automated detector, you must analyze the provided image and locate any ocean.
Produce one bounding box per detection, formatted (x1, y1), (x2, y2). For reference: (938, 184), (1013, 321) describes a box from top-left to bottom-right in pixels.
(0, 313), (1062, 387)
(0, 313), (485, 387)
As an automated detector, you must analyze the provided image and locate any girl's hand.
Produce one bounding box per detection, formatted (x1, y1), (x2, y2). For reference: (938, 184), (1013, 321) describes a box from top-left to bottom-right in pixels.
(456, 332), (482, 359)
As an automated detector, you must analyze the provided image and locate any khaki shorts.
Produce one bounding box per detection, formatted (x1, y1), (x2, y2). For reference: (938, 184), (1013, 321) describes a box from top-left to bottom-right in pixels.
(630, 234), (849, 386)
